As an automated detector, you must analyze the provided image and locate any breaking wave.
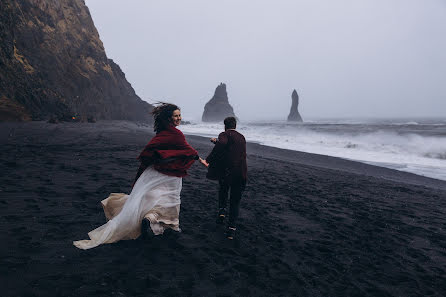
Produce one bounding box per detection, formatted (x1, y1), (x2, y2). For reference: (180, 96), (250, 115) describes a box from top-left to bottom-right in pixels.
(180, 120), (446, 181)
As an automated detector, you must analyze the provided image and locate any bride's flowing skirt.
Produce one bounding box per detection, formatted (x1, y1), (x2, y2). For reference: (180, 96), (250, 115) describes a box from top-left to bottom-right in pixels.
(73, 167), (182, 250)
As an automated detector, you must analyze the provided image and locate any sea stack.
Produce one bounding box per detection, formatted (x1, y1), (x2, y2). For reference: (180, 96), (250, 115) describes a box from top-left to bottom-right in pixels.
(202, 83), (236, 122)
(287, 90), (303, 122)
(0, 0), (152, 122)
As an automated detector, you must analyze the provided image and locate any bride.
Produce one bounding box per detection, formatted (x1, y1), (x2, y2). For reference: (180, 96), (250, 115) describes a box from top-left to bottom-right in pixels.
(74, 103), (206, 249)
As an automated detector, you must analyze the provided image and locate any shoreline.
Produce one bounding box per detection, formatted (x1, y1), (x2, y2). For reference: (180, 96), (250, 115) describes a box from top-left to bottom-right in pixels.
(1, 120), (446, 296)
(185, 131), (446, 191)
(179, 119), (446, 182)
(3, 120), (446, 190)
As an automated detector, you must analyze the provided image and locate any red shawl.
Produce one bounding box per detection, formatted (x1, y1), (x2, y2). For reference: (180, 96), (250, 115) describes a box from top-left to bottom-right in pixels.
(135, 125), (198, 181)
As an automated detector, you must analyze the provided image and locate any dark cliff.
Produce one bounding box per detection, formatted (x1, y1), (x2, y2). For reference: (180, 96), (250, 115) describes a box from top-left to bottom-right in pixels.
(0, 0), (152, 122)
(202, 83), (236, 122)
(287, 89), (303, 122)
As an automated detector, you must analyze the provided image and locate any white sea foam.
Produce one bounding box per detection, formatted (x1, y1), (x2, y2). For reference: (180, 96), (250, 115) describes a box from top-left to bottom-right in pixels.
(180, 120), (446, 181)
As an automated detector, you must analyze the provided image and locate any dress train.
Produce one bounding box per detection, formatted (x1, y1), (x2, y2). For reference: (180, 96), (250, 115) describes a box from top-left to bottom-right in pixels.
(73, 167), (182, 250)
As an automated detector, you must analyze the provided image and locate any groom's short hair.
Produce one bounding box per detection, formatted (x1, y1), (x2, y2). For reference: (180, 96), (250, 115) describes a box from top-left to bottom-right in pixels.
(224, 117), (236, 129)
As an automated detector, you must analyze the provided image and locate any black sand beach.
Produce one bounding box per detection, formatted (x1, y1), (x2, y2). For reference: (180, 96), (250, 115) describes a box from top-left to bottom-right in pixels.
(1, 121), (445, 297)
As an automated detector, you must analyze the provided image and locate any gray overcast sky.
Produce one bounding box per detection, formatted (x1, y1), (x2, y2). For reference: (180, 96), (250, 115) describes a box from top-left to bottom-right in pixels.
(85, 0), (446, 121)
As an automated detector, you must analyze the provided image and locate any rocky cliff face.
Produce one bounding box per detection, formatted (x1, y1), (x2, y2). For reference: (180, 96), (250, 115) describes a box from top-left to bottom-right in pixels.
(0, 0), (152, 122)
(287, 89), (303, 122)
(202, 83), (236, 122)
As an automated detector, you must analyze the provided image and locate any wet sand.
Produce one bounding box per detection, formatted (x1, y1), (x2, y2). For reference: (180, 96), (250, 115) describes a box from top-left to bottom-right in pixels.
(1, 121), (445, 297)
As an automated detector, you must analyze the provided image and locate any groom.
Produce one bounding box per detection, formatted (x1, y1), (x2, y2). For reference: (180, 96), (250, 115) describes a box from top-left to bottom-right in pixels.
(202, 117), (247, 239)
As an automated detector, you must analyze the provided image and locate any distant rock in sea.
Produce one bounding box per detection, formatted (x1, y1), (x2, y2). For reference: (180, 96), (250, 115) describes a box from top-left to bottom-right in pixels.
(0, 0), (152, 122)
(202, 83), (236, 122)
(287, 90), (303, 122)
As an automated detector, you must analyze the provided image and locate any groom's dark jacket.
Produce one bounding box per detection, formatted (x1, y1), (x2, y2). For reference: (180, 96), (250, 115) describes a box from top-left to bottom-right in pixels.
(206, 129), (247, 183)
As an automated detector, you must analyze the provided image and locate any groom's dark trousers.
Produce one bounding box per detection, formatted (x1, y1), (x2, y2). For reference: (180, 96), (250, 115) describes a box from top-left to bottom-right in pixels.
(218, 178), (246, 227)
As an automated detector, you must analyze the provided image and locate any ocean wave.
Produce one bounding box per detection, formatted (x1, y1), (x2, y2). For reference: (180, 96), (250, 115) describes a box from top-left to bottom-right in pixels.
(424, 152), (446, 160)
(344, 142), (358, 149)
(179, 121), (446, 180)
(397, 121), (419, 125)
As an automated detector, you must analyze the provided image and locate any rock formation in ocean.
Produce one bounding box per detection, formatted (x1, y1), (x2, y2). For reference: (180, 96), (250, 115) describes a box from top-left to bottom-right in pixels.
(287, 89), (303, 122)
(202, 83), (236, 122)
(0, 0), (152, 122)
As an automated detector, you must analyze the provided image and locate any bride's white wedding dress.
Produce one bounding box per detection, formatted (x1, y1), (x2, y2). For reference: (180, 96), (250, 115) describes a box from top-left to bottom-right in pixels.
(73, 166), (182, 250)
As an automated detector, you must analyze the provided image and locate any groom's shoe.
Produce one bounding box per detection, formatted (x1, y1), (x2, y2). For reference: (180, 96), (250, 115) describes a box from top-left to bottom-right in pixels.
(216, 214), (225, 225)
(226, 226), (236, 240)
(216, 208), (226, 225)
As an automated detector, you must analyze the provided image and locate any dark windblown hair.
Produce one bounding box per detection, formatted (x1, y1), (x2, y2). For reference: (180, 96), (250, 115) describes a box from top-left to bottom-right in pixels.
(152, 102), (180, 133)
(224, 117), (237, 129)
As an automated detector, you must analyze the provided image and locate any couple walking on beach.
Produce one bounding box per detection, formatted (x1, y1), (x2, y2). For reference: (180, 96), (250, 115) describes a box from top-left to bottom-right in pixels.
(73, 103), (247, 249)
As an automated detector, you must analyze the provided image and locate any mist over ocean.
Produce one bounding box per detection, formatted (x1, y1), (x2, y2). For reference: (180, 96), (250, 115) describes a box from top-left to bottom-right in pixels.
(180, 118), (446, 181)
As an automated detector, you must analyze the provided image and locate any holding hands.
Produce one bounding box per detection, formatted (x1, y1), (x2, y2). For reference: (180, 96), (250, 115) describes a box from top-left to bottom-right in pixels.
(199, 157), (209, 168)
(197, 137), (218, 167)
